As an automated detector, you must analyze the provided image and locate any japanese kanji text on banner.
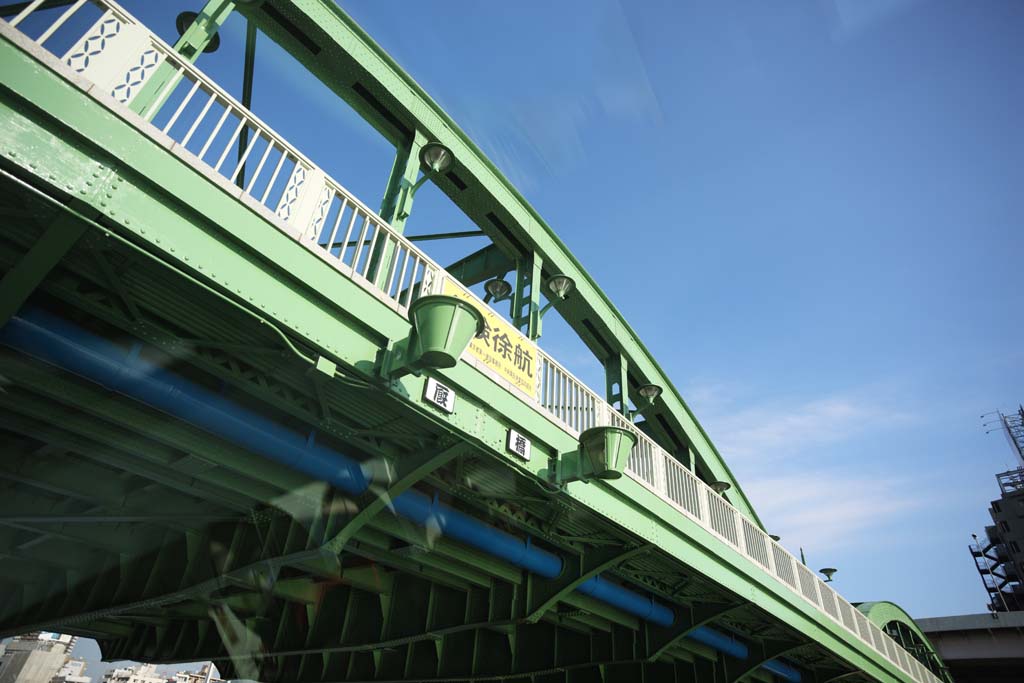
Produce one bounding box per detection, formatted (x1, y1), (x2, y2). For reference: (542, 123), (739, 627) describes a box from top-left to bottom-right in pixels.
(442, 278), (536, 395)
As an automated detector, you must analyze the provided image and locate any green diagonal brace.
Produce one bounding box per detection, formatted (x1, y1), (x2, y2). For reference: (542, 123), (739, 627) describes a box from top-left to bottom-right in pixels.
(129, 0), (237, 118)
(645, 601), (744, 662)
(725, 638), (806, 683)
(445, 244), (514, 288)
(319, 441), (467, 554)
(0, 214), (88, 327)
(523, 543), (652, 623)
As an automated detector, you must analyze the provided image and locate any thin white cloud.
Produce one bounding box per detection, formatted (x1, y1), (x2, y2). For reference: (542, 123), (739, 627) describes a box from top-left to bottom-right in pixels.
(681, 385), (932, 557)
(743, 471), (934, 554)
(696, 391), (917, 467)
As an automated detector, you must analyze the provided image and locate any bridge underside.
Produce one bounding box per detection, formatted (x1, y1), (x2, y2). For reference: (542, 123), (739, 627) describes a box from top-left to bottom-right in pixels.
(0, 167), (862, 683)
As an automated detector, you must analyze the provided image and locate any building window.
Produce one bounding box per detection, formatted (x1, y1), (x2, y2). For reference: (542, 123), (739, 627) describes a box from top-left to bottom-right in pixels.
(1000, 520), (1011, 532)
(1010, 541), (1022, 554)
(992, 501), (1002, 513)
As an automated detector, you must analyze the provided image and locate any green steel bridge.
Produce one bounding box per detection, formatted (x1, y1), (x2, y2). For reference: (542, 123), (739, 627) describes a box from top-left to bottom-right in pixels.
(0, 2), (949, 682)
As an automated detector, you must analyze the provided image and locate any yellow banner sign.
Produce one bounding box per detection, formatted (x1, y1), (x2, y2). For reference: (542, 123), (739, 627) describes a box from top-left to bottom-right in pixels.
(443, 278), (537, 395)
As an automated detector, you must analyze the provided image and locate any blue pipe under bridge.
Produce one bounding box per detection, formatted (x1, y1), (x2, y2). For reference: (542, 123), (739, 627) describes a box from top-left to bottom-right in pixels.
(0, 308), (801, 682)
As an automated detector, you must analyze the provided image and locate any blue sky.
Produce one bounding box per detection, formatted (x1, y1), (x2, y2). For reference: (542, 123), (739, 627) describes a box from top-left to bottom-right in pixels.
(25, 0), (1024, 670)
(330, 0), (1022, 619)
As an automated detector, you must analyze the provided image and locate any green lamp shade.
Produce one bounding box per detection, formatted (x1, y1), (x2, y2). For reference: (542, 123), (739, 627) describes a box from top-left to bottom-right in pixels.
(578, 426), (638, 480)
(408, 295), (485, 369)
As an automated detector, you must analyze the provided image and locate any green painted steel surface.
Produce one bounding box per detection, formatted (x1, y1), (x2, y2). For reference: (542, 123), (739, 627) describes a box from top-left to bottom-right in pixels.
(0, 5), (942, 683)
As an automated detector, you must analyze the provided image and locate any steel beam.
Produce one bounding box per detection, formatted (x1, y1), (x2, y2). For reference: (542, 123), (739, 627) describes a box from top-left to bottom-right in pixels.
(645, 602), (744, 662)
(724, 638), (805, 682)
(0, 213), (87, 327)
(318, 440), (468, 554)
(236, 16), (257, 188)
(524, 544), (652, 622)
(445, 244), (514, 288)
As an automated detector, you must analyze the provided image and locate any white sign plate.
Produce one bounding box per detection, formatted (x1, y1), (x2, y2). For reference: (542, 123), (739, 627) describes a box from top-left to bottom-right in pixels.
(424, 377), (455, 414)
(506, 428), (531, 461)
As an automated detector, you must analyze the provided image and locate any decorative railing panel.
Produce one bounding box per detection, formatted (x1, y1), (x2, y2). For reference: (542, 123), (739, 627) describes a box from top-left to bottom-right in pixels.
(1, 4), (941, 682)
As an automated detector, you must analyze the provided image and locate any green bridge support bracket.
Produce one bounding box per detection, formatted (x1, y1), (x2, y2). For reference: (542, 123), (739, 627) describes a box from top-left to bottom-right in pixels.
(523, 543), (652, 623)
(605, 353), (630, 416)
(511, 252), (543, 340)
(645, 601), (744, 662)
(372, 129), (427, 289)
(444, 244), (513, 288)
(0, 213), (88, 327)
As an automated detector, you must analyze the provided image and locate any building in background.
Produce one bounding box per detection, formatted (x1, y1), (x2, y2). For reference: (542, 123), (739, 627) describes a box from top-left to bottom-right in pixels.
(100, 665), (165, 683)
(970, 405), (1024, 612)
(916, 405), (1024, 683)
(52, 659), (90, 683)
(0, 633), (79, 683)
(170, 664), (221, 683)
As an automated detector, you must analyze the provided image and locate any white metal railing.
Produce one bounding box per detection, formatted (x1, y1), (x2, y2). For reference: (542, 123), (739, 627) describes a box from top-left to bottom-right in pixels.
(2, 4), (942, 683)
(537, 351), (604, 434)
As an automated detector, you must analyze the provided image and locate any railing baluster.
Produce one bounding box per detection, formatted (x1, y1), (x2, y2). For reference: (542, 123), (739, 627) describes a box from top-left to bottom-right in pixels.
(245, 137), (276, 195)
(361, 221), (382, 279)
(37, 0), (87, 45)
(228, 125), (262, 183)
(321, 195), (346, 252)
(400, 257), (417, 308)
(197, 103), (231, 160)
(394, 249), (411, 305)
(213, 115), (246, 172)
(9, 0), (46, 28)
(162, 78), (201, 134)
(181, 90), (218, 148)
(351, 213), (371, 272)
(143, 62), (185, 122)
(259, 149), (289, 204)
(385, 239), (403, 296)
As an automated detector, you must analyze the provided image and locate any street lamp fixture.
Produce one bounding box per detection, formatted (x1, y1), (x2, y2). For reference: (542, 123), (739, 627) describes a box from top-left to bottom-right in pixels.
(629, 383), (663, 421)
(769, 534), (781, 542)
(536, 274), (577, 323)
(175, 11), (221, 53)
(547, 274), (575, 300)
(637, 383), (662, 401)
(819, 567), (838, 583)
(398, 143), (456, 220)
(420, 142), (454, 174)
(710, 481), (731, 495)
(484, 278), (513, 303)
